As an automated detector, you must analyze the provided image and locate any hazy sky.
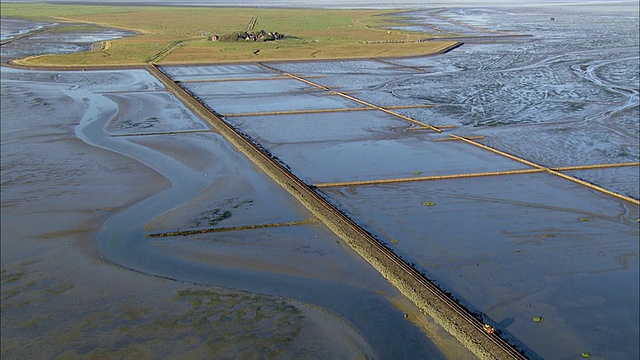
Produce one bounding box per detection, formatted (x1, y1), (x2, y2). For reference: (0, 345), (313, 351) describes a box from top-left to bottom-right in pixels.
(6, 0), (639, 9)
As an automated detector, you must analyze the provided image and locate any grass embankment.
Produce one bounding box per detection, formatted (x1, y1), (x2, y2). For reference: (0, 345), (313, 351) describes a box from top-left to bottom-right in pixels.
(1, 3), (457, 66)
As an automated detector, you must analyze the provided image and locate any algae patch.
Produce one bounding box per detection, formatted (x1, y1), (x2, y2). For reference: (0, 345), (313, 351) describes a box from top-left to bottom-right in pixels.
(191, 198), (254, 227)
(2, 282), (305, 359)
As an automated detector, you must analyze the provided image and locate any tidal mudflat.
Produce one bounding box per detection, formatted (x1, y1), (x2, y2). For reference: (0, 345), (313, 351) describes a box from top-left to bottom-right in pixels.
(0, 59), (463, 359)
(1, 18), (135, 64)
(162, 3), (639, 358)
(2, 2), (639, 359)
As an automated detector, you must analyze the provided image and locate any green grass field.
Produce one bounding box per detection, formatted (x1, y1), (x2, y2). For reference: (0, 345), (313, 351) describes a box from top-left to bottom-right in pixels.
(1, 3), (457, 66)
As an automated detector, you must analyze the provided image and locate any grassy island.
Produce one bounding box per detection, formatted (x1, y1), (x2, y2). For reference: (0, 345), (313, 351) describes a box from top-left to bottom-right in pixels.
(1, 3), (457, 66)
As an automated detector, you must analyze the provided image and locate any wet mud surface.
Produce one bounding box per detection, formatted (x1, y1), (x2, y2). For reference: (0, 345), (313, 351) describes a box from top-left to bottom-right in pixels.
(1, 53), (458, 360)
(160, 4), (638, 358)
(2, 2), (639, 359)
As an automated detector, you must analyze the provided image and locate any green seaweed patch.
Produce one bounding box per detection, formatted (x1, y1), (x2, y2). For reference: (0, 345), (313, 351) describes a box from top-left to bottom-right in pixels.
(2, 262), (79, 312)
(2, 280), (38, 302)
(192, 199), (254, 227)
(190, 298), (203, 310)
(117, 117), (160, 129)
(84, 346), (149, 359)
(168, 288), (304, 357)
(1, 269), (24, 284)
(18, 315), (45, 329)
(193, 209), (232, 226)
(120, 302), (152, 321)
(44, 283), (75, 295)
(4, 284), (306, 358)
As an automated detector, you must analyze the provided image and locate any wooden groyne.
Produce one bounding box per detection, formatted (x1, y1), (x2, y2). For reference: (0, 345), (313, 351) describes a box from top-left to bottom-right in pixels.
(449, 135), (640, 205)
(147, 218), (319, 238)
(258, 62), (444, 133)
(313, 162), (640, 189)
(223, 104), (434, 118)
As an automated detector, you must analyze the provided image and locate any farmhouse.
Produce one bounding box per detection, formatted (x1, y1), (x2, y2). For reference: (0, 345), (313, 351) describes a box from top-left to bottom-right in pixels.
(211, 30), (284, 42)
